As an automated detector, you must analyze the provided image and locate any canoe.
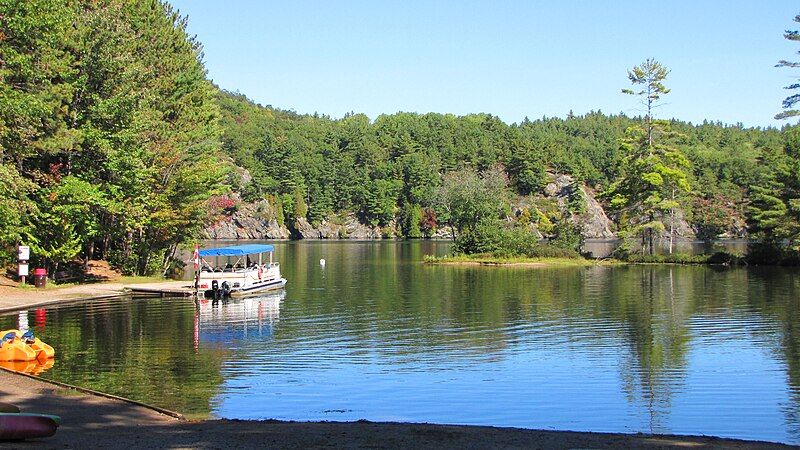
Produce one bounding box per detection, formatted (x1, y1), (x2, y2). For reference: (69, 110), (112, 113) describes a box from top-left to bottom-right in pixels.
(0, 413), (59, 440)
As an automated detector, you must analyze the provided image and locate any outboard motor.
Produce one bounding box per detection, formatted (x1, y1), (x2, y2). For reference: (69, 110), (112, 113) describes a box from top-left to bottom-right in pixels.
(211, 279), (220, 300)
(221, 281), (231, 298)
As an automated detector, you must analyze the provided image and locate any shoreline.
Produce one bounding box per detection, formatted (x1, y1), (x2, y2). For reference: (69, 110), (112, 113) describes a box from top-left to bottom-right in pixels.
(0, 280), (795, 448)
(1, 369), (793, 449)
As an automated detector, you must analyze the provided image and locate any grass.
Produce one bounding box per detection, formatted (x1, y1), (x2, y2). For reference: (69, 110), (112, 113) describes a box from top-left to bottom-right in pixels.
(424, 253), (608, 267)
(425, 251), (747, 267)
(118, 275), (171, 284)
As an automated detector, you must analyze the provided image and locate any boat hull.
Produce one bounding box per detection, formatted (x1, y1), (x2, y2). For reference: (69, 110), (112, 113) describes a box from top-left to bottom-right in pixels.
(0, 413), (59, 440)
(230, 278), (287, 297)
(0, 340), (36, 362)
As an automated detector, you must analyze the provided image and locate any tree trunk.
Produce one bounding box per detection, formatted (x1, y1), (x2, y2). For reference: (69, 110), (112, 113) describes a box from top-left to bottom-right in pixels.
(641, 232), (646, 256)
(669, 188), (676, 255)
(162, 243), (177, 277)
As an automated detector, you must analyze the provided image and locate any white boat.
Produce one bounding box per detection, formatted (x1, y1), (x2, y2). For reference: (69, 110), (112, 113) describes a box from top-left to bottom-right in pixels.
(196, 244), (287, 298)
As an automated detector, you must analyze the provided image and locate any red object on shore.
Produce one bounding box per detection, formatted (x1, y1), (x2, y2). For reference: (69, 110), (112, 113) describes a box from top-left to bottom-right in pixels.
(33, 269), (47, 288)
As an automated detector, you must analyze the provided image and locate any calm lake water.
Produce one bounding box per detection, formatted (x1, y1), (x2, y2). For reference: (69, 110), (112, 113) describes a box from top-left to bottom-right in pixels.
(4, 241), (800, 444)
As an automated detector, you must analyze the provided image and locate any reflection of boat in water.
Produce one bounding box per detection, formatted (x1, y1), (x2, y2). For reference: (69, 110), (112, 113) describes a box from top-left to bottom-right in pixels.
(0, 358), (54, 375)
(194, 291), (285, 346)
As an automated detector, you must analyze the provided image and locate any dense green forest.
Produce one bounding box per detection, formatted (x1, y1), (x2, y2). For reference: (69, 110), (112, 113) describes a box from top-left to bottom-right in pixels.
(2, 0), (800, 275)
(216, 89), (792, 253)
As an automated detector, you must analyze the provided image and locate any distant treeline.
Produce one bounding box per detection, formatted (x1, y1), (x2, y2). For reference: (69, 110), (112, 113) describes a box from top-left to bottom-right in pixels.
(2, 0), (799, 276)
(217, 90), (797, 250)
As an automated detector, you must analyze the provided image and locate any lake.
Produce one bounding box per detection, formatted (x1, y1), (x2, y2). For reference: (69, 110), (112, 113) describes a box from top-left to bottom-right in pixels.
(4, 241), (800, 444)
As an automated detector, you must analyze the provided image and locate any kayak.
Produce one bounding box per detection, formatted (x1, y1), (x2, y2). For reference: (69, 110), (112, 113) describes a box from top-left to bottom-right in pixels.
(0, 413), (59, 440)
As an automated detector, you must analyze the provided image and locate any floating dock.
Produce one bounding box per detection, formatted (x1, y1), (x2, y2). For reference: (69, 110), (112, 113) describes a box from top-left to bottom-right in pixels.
(125, 281), (195, 297)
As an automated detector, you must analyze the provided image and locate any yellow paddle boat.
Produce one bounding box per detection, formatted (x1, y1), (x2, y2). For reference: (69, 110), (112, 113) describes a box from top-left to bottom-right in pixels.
(0, 330), (55, 362)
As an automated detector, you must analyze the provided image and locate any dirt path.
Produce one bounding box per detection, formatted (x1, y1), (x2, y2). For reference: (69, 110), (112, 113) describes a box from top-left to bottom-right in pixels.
(0, 370), (793, 449)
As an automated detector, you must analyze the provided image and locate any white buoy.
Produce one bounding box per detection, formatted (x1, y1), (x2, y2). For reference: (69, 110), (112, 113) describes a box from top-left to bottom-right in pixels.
(320, 258), (326, 267)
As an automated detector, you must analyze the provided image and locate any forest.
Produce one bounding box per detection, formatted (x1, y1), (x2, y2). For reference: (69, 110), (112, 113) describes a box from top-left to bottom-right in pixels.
(2, 0), (800, 275)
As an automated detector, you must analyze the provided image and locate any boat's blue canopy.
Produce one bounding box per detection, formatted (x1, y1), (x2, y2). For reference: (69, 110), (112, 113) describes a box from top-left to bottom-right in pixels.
(199, 244), (274, 257)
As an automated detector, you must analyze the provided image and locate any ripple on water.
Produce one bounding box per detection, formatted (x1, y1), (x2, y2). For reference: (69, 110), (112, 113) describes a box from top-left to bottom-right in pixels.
(4, 246), (800, 444)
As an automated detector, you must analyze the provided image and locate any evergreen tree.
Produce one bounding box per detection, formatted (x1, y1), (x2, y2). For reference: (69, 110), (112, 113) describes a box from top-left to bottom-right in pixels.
(776, 14), (800, 120)
(622, 58), (670, 147)
(610, 60), (691, 255)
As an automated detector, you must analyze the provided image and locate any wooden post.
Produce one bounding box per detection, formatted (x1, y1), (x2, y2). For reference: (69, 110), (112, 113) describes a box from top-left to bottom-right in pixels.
(193, 243), (200, 298)
(18, 245), (30, 285)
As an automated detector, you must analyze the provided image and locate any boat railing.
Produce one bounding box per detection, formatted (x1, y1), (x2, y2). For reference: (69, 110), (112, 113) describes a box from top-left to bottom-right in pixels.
(200, 262), (278, 274)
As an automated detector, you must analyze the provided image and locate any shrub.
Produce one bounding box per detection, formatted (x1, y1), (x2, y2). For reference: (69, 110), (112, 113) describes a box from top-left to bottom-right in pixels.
(454, 220), (581, 259)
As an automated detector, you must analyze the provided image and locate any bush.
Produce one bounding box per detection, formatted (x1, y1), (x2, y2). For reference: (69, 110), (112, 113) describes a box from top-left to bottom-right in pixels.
(454, 220), (581, 259)
(549, 219), (584, 252)
(746, 242), (800, 266)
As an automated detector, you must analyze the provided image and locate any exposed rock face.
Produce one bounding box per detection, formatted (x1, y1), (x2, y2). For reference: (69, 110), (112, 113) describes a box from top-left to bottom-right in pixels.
(204, 200), (291, 240)
(582, 187), (615, 239)
(205, 172), (707, 241)
(428, 226), (455, 240)
(341, 215), (387, 239)
(544, 173), (615, 239)
(292, 215), (398, 240)
(666, 208), (695, 239)
(292, 217), (321, 239)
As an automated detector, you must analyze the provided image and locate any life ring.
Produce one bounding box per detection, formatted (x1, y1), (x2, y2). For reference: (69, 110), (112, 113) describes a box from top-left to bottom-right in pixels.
(258, 267), (263, 280)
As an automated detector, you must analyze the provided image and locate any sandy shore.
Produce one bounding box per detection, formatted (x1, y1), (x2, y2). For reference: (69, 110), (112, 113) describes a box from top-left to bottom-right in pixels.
(0, 281), (796, 448)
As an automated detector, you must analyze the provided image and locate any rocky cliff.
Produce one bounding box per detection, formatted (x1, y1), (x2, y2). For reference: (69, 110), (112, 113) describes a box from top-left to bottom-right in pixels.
(204, 174), (706, 241)
(291, 216), (397, 240)
(542, 173), (615, 239)
(204, 200), (291, 240)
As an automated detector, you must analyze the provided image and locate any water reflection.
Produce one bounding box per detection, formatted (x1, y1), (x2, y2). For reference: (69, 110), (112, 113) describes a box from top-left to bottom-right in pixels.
(582, 239), (750, 258)
(1, 242), (800, 442)
(196, 292), (284, 346)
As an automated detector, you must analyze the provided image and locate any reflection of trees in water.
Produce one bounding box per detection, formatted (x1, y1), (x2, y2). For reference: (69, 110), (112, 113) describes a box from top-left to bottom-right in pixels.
(746, 268), (800, 436)
(232, 242), (800, 434)
(32, 298), (227, 418)
(603, 266), (693, 433)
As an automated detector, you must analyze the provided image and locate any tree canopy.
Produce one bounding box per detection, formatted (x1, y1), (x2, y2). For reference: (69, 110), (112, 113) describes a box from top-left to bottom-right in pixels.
(1, 2), (798, 273)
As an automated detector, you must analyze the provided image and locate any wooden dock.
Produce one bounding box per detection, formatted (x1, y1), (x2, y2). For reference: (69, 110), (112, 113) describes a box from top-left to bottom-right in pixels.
(125, 281), (196, 297)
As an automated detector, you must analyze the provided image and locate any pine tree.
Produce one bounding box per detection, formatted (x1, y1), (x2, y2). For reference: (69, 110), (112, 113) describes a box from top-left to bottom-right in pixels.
(776, 14), (800, 120)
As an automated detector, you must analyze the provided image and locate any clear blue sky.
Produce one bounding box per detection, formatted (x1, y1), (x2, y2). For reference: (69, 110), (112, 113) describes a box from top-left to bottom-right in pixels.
(168, 0), (799, 128)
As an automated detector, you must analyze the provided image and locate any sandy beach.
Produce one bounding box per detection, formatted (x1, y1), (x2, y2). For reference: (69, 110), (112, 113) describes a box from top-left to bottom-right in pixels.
(0, 279), (795, 449)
